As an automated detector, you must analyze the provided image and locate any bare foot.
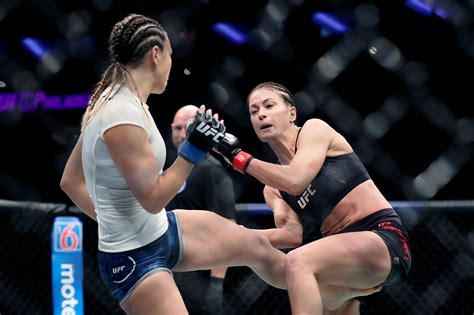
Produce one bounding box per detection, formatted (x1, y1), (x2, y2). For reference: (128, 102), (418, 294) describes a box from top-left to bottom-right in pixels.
(324, 299), (362, 315)
(320, 284), (381, 311)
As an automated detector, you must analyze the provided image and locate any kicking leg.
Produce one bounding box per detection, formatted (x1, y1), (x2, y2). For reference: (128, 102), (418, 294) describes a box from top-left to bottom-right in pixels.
(172, 210), (286, 289)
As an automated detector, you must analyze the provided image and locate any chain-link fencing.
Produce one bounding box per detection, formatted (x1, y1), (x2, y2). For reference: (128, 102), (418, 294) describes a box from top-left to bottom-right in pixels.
(1, 199), (473, 314)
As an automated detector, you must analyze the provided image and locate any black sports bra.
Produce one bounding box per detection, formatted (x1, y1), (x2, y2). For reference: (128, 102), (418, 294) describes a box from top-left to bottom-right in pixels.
(279, 126), (370, 228)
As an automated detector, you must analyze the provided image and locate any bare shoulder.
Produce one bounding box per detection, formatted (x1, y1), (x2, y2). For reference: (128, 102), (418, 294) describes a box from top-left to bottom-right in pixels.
(298, 119), (335, 142)
(301, 118), (333, 131)
(302, 119), (352, 154)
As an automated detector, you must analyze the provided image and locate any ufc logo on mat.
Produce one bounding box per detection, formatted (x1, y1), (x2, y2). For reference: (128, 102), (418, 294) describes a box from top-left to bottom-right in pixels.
(297, 184), (316, 209)
(196, 122), (224, 142)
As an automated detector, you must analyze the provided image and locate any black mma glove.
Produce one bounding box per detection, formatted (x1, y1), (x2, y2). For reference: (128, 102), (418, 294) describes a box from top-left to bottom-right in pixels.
(178, 111), (225, 164)
(215, 133), (253, 173)
(205, 277), (224, 315)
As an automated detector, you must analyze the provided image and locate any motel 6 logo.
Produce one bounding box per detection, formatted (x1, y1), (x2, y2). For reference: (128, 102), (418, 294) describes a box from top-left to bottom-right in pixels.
(54, 222), (82, 252)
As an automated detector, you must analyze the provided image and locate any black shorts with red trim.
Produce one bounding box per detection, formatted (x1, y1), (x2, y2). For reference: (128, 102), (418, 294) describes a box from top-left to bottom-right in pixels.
(338, 208), (412, 286)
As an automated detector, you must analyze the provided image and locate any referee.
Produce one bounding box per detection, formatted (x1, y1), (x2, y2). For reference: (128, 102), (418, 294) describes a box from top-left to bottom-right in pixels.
(167, 105), (237, 315)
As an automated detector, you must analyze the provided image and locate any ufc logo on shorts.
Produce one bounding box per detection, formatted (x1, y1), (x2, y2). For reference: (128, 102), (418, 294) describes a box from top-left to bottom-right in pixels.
(196, 122), (224, 142)
(297, 184), (316, 209)
(113, 266), (125, 274)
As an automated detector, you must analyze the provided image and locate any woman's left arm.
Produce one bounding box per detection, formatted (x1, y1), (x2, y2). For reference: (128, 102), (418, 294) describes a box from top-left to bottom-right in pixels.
(60, 135), (97, 221)
(246, 119), (333, 195)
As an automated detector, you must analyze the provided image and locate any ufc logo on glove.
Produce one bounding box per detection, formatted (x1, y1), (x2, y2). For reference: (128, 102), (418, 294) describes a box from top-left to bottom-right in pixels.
(196, 122), (224, 142)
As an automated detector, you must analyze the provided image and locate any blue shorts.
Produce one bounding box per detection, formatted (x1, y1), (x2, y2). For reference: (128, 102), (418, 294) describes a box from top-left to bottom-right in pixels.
(98, 211), (183, 304)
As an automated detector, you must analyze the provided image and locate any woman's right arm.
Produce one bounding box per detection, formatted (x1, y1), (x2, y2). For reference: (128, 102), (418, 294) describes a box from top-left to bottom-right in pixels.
(256, 185), (303, 249)
(60, 135), (97, 221)
(104, 124), (193, 214)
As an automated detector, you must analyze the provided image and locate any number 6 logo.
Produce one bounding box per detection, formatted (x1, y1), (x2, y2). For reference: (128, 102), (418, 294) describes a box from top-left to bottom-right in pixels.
(54, 221), (82, 252)
(60, 224), (79, 251)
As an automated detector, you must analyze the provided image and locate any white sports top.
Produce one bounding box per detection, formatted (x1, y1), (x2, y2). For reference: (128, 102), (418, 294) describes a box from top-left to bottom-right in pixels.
(82, 85), (168, 252)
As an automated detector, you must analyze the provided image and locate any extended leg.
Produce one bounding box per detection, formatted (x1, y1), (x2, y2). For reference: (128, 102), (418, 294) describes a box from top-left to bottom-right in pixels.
(173, 210), (286, 289)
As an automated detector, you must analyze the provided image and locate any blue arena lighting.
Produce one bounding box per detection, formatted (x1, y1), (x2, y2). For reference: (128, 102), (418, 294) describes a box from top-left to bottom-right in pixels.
(405, 0), (432, 16)
(433, 8), (451, 19)
(21, 37), (48, 58)
(311, 12), (349, 36)
(212, 22), (247, 45)
(405, 0), (452, 19)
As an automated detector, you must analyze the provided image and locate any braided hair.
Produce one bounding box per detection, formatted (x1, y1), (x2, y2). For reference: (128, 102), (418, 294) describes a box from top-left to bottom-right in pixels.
(81, 14), (167, 130)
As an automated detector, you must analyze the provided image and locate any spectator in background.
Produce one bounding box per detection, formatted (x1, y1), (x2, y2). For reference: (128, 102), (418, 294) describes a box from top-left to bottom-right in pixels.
(167, 105), (236, 315)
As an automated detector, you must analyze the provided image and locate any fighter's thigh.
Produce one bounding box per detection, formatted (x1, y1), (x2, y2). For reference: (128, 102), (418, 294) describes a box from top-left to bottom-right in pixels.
(287, 231), (391, 288)
(121, 271), (187, 315)
(173, 210), (264, 271)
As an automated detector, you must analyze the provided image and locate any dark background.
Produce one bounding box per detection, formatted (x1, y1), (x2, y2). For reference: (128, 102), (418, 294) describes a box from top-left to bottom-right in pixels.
(0, 0), (473, 205)
(1, 1), (474, 314)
